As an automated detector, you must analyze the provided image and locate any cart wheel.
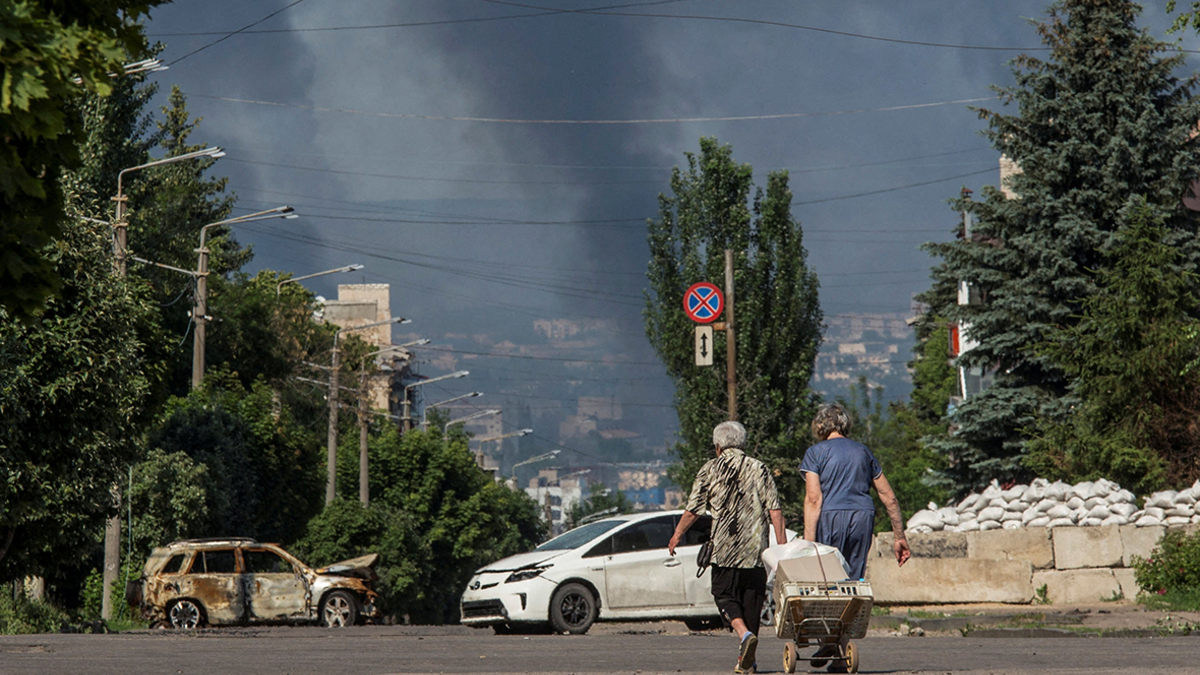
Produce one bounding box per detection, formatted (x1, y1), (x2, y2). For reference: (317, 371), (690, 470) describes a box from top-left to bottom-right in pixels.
(845, 641), (859, 673)
(782, 642), (798, 674)
(826, 642), (857, 674)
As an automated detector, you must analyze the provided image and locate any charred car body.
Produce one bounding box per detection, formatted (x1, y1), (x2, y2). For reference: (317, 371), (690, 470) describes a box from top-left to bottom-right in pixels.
(129, 538), (380, 628)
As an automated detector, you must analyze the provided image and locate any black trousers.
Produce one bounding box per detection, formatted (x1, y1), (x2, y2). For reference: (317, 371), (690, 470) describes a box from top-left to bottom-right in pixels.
(710, 565), (768, 635)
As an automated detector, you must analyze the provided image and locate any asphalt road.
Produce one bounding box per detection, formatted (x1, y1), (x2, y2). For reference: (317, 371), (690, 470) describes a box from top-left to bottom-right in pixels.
(1, 624), (1197, 675)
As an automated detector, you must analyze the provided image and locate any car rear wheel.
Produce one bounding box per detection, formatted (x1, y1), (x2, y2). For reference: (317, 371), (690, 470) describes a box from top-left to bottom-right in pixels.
(320, 590), (359, 627)
(168, 599), (204, 629)
(549, 583), (596, 634)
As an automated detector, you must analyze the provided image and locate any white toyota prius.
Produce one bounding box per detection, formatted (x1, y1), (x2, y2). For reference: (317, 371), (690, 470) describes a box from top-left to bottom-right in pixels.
(461, 510), (784, 634)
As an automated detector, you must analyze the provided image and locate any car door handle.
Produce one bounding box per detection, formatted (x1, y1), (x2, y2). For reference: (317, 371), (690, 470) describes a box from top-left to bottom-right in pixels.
(663, 559), (681, 568)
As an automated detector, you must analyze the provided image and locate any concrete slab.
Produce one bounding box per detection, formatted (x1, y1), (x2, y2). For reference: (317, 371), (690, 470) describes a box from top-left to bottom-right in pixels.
(968, 527), (1054, 569)
(892, 530), (969, 558)
(1053, 525), (1123, 569)
(1033, 569), (1121, 604)
(1113, 568), (1139, 600)
(1118, 524), (1164, 567)
(866, 557), (1033, 604)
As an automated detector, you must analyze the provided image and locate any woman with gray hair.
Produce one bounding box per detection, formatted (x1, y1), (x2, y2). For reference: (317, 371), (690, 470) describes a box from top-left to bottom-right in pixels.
(800, 403), (910, 580)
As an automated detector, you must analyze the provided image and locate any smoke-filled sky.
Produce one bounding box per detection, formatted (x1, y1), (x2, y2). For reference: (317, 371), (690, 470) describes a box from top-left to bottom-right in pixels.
(138, 1), (1196, 452)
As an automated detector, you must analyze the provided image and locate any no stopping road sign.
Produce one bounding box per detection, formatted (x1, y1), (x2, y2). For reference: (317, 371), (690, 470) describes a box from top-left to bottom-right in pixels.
(683, 282), (723, 323)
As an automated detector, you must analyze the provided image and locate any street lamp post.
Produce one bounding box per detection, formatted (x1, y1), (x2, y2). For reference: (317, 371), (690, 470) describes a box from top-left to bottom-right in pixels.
(113, 147), (224, 277)
(327, 316), (409, 506)
(402, 371), (469, 432)
(193, 207), (297, 390)
(102, 146), (222, 623)
(421, 392), (482, 430)
(444, 408), (501, 433)
(276, 264), (364, 298)
(351, 338), (429, 506)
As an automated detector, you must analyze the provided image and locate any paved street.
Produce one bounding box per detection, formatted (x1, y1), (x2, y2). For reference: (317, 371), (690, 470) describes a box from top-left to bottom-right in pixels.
(1, 624), (1197, 675)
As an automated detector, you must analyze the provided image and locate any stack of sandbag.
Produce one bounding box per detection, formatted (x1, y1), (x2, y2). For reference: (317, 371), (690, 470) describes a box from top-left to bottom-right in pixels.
(903, 477), (1149, 533)
(1129, 481), (1200, 527)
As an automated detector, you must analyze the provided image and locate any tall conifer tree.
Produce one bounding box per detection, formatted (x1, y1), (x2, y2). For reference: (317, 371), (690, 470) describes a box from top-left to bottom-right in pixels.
(920, 0), (1200, 494)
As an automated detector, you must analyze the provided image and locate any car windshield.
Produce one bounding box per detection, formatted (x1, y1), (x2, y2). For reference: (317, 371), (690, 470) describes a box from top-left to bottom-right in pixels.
(535, 519), (628, 551)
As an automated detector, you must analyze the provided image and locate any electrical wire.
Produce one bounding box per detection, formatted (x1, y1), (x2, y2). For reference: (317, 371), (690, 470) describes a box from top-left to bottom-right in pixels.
(167, 0), (309, 66)
(193, 93), (996, 125)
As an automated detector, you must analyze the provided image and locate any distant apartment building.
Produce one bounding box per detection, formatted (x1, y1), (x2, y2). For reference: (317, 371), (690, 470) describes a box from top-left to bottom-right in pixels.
(321, 284), (413, 414)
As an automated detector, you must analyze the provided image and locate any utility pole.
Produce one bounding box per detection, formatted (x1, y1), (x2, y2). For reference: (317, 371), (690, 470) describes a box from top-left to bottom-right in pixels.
(724, 249), (737, 421)
(358, 370), (370, 506)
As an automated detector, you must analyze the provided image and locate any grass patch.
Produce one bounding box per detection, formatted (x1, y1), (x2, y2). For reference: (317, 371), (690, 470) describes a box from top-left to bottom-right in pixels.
(1137, 588), (1200, 611)
(871, 604), (892, 616)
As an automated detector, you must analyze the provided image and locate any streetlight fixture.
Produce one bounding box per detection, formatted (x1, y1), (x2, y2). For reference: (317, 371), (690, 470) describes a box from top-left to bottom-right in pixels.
(276, 264), (364, 298)
(511, 449), (561, 471)
(402, 371), (469, 431)
(444, 408), (501, 433)
(193, 207), (298, 390)
(475, 428), (533, 444)
(421, 391), (482, 430)
(327, 316), (410, 506)
(112, 147), (224, 276)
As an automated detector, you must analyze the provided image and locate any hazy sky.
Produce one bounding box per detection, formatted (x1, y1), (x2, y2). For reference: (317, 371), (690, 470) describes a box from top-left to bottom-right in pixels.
(137, 1), (1196, 451)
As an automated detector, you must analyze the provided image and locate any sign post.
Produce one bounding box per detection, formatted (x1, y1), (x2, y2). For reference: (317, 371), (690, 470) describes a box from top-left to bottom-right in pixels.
(695, 325), (714, 366)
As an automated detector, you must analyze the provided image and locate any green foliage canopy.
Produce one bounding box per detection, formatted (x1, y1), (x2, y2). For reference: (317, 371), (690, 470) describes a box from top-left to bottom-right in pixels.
(644, 137), (823, 518)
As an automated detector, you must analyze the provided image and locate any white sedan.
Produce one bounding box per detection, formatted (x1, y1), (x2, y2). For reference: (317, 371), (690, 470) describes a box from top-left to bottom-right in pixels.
(461, 510), (783, 634)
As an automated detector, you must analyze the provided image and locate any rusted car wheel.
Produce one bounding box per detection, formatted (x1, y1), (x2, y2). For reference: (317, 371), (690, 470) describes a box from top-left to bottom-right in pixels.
(168, 599), (204, 629)
(321, 590), (360, 627)
(549, 583), (595, 634)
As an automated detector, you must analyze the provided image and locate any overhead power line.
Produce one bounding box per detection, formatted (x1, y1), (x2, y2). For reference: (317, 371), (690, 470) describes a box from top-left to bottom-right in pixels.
(194, 93), (996, 125)
(168, 0), (309, 66)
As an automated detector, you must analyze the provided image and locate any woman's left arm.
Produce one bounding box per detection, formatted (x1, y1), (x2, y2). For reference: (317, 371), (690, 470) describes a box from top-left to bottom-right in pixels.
(803, 471), (822, 541)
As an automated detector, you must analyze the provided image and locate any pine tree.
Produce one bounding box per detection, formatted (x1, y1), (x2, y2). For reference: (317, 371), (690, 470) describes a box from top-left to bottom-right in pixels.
(644, 138), (823, 516)
(1025, 198), (1200, 492)
(920, 0), (1200, 494)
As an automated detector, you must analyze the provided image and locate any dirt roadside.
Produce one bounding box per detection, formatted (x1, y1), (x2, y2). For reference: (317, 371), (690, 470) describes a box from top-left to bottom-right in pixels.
(868, 600), (1200, 636)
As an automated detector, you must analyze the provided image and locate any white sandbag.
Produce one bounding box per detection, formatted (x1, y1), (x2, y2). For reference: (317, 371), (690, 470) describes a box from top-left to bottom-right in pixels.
(1110, 503), (1138, 518)
(1000, 510), (1023, 522)
(1031, 478), (1050, 488)
(1166, 516), (1191, 526)
(1072, 508), (1088, 522)
(1086, 504), (1112, 520)
(1047, 517), (1075, 528)
(1066, 496), (1085, 510)
(1080, 517), (1104, 527)
(1173, 489), (1196, 505)
(981, 480), (1002, 499)
(1035, 498), (1058, 513)
(1006, 500), (1028, 513)
(977, 506), (1005, 522)
(1021, 508), (1041, 524)
(911, 525), (934, 533)
(979, 520), (1003, 531)
(1193, 514), (1200, 524)
(1165, 506), (1194, 518)
(1148, 491), (1177, 509)
(1144, 507), (1167, 520)
(957, 493), (981, 512)
(1047, 504), (1073, 519)
(1108, 489), (1136, 505)
(1001, 486), (1027, 502)
(1136, 515), (1163, 527)
(907, 509), (942, 529)
(957, 519), (980, 532)
(1045, 481), (1071, 501)
(1101, 514), (1128, 527)
(1090, 480), (1113, 499)
(1083, 496), (1106, 510)
(1002, 520), (1022, 529)
(1027, 516), (1051, 528)
(1069, 481), (1095, 500)
(988, 497), (1008, 509)
(937, 507), (961, 526)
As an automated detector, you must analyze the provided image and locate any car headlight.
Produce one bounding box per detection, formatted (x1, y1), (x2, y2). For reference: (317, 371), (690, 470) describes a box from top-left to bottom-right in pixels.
(505, 567), (547, 583)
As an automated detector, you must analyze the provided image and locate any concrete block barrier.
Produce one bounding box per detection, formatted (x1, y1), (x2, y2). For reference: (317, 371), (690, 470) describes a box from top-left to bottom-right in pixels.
(1033, 569), (1122, 604)
(967, 527), (1054, 569)
(1053, 525), (1124, 569)
(867, 557), (1034, 604)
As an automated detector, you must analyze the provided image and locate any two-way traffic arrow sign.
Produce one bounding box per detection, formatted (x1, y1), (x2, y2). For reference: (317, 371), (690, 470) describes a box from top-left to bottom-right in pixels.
(695, 325), (714, 366)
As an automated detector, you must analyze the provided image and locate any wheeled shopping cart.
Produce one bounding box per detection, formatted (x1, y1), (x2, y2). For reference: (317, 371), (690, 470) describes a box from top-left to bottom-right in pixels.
(774, 579), (872, 673)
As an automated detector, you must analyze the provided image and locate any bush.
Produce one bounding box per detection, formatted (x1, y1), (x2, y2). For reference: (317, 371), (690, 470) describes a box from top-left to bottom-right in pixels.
(0, 586), (70, 635)
(1132, 529), (1200, 609)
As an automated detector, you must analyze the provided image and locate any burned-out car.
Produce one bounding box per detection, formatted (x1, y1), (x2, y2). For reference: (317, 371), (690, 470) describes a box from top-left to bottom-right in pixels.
(128, 538), (381, 629)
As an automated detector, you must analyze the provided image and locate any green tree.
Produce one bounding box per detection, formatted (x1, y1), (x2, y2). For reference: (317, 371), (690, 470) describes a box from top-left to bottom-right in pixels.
(0, 218), (152, 580)
(0, 1), (164, 321)
(645, 137), (823, 517)
(302, 426), (543, 623)
(146, 373), (324, 545)
(1025, 199), (1199, 492)
(920, 0), (1200, 495)
(565, 483), (633, 529)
